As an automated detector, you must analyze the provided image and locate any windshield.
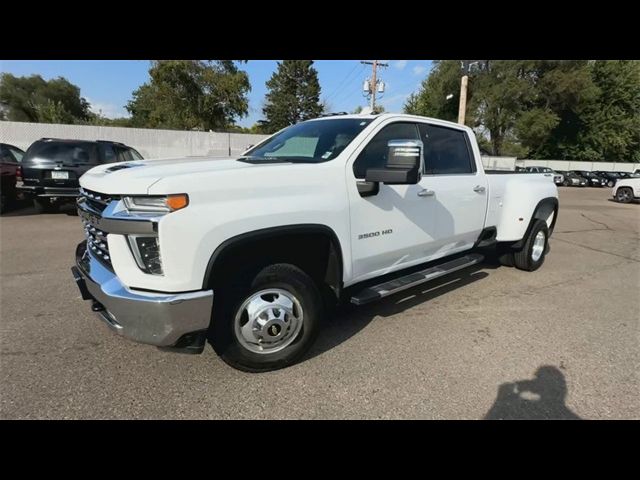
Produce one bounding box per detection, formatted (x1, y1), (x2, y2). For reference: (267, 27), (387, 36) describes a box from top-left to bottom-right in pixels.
(242, 118), (372, 163)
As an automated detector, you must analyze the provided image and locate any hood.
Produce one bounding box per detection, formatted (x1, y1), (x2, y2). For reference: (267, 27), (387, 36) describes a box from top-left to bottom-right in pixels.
(79, 156), (252, 194)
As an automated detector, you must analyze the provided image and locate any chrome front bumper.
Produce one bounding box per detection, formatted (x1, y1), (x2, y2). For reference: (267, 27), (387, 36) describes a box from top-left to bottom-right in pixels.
(72, 241), (214, 347)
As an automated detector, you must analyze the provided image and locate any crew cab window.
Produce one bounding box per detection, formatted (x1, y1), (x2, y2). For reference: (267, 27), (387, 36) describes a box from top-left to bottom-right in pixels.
(418, 124), (475, 175)
(353, 122), (419, 179)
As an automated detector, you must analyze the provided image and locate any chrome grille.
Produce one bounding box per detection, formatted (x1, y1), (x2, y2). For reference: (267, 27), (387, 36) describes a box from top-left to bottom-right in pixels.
(82, 219), (112, 268)
(79, 187), (114, 269)
(79, 187), (119, 213)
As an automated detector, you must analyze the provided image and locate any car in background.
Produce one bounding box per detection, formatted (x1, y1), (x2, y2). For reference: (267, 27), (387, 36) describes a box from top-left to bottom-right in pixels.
(17, 138), (144, 213)
(572, 170), (607, 187)
(593, 171), (624, 188)
(0, 143), (25, 212)
(556, 170), (587, 187)
(523, 166), (564, 185)
(612, 177), (640, 203)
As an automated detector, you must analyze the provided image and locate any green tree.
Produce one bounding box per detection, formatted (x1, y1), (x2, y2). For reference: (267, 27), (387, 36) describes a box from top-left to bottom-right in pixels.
(0, 73), (92, 123)
(404, 60), (462, 122)
(404, 60), (610, 158)
(576, 61), (640, 162)
(259, 60), (323, 133)
(126, 60), (250, 130)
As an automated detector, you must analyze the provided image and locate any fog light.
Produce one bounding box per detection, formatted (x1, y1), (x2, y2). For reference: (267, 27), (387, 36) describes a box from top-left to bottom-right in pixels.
(128, 236), (163, 275)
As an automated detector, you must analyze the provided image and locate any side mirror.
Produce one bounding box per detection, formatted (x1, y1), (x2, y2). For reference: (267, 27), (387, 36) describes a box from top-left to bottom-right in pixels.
(365, 139), (423, 185)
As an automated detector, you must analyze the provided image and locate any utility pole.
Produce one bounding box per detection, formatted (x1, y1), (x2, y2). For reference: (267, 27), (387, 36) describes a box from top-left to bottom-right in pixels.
(458, 60), (488, 125)
(361, 60), (388, 111)
(457, 75), (468, 125)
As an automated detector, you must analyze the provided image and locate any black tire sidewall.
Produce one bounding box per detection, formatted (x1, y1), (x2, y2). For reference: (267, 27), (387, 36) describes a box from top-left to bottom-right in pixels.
(212, 264), (322, 372)
(514, 220), (549, 271)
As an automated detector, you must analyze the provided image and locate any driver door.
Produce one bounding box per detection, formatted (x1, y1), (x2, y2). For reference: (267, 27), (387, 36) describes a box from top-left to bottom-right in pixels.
(347, 121), (439, 283)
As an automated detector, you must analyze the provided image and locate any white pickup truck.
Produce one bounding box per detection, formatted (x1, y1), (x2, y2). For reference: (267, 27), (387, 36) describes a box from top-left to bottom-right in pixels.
(71, 113), (558, 372)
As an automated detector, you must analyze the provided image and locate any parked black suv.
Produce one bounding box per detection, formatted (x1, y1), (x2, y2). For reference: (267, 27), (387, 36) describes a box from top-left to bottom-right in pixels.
(17, 138), (143, 213)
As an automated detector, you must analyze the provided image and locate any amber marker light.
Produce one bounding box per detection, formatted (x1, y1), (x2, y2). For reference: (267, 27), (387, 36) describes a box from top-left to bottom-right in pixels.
(166, 194), (189, 211)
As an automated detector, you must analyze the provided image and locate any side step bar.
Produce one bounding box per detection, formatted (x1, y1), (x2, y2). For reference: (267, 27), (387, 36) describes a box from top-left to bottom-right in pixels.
(350, 253), (484, 305)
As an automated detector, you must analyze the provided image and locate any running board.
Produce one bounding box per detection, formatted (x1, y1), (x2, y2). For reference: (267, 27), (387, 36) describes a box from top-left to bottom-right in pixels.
(350, 253), (484, 306)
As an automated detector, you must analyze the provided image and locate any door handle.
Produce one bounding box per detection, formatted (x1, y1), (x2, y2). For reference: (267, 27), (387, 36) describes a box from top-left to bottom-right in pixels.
(473, 185), (486, 193)
(418, 189), (435, 197)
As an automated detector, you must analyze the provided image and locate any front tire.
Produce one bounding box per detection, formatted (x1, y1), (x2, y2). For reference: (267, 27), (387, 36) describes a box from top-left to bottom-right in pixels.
(513, 220), (549, 272)
(615, 187), (633, 203)
(210, 263), (323, 372)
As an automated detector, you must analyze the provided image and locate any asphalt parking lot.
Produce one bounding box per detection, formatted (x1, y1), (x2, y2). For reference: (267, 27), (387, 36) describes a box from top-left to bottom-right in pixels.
(1, 187), (638, 419)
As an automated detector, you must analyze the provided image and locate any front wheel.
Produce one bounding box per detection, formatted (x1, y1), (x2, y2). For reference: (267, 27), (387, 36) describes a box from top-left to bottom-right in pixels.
(210, 263), (322, 372)
(615, 187), (633, 203)
(513, 220), (549, 272)
(562, 179), (570, 186)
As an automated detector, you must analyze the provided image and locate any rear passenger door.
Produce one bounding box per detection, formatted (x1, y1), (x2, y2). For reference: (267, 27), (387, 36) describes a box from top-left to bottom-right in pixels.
(416, 122), (487, 256)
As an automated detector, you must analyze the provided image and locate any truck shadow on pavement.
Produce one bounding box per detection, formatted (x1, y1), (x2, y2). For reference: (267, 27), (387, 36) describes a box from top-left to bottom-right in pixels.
(484, 366), (581, 420)
(305, 259), (498, 362)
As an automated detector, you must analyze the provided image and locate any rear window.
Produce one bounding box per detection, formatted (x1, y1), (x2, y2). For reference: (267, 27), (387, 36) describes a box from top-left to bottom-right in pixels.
(24, 141), (99, 165)
(418, 123), (475, 175)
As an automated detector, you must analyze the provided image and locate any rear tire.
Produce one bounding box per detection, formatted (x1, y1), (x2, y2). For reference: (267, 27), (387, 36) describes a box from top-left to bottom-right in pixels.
(615, 187), (633, 203)
(33, 197), (58, 213)
(210, 263), (323, 372)
(513, 220), (549, 272)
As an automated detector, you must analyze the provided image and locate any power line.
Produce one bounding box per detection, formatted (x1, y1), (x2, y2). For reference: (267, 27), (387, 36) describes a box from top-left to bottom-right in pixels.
(324, 62), (361, 102)
(330, 65), (368, 105)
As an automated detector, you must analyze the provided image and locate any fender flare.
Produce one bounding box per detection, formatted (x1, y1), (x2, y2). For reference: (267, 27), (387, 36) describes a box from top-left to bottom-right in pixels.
(511, 197), (559, 249)
(202, 224), (344, 294)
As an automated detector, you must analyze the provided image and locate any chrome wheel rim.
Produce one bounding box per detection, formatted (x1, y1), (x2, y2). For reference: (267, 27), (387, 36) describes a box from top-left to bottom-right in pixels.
(234, 289), (304, 354)
(531, 231), (546, 262)
(619, 189), (631, 201)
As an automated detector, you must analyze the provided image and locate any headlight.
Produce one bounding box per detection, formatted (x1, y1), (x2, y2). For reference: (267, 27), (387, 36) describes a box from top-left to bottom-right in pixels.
(123, 194), (189, 213)
(127, 235), (163, 275)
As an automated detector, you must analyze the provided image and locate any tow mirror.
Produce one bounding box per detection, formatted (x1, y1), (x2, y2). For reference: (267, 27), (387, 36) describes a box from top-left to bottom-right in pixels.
(365, 140), (423, 185)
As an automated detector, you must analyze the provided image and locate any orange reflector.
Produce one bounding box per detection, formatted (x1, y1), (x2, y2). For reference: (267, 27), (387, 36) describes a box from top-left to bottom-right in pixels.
(166, 194), (189, 211)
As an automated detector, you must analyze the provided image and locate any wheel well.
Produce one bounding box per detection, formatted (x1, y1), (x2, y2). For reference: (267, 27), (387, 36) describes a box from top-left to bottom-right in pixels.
(533, 199), (558, 231)
(511, 197), (558, 249)
(203, 226), (343, 301)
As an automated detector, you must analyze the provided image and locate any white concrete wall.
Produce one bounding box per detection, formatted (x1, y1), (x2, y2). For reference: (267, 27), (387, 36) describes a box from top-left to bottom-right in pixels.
(517, 159), (640, 172)
(481, 156), (518, 170)
(0, 121), (269, 160)
(481, 156), (639, 173)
